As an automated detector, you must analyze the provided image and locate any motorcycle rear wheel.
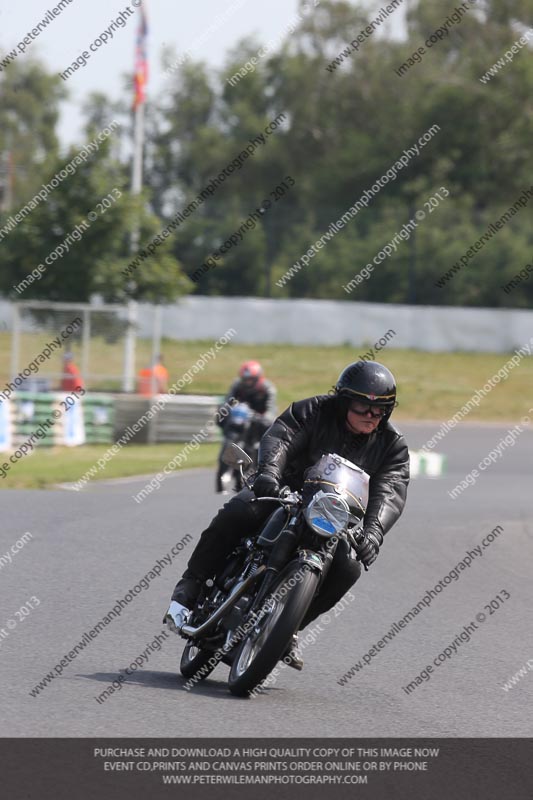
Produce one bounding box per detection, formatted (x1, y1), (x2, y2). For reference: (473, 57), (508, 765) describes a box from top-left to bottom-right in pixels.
(227, 561), (319, 697)
(180, 642), (217, 682)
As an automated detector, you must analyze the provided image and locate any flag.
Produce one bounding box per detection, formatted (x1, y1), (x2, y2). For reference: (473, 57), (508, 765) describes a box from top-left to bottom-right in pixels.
(134, 4), (148, 108)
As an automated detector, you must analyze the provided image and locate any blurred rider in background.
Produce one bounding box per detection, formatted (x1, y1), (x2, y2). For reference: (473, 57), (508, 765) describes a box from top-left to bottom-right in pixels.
(217, 360), (277, 443)
(215, 361), (277, 493)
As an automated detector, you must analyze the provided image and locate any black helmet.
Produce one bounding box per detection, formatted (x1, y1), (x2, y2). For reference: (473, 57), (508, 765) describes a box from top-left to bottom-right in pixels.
(335, 361), (397, 424)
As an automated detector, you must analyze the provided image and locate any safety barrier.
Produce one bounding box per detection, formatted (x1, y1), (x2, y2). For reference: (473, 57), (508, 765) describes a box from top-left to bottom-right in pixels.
(0, 392), (222, 450)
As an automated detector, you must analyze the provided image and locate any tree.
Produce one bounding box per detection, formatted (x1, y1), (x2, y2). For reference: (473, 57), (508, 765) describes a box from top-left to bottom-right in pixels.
(0, 57), (65, 210)
(0, 78), (191, 303)
(3, 1), (532, 308)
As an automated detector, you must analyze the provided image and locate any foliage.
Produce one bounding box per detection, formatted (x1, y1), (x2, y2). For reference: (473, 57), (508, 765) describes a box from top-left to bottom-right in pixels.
(1, 0), (532, 306)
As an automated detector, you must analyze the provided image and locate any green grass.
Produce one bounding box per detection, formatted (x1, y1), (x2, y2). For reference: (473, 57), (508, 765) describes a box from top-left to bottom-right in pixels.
(1, 443), (220, 490)
(1, 335), (531, 488)
(161, 339), (532, 422)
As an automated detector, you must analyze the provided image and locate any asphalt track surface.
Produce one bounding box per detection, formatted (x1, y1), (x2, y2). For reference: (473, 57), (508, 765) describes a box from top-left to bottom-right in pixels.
(1, 423), (532, 737)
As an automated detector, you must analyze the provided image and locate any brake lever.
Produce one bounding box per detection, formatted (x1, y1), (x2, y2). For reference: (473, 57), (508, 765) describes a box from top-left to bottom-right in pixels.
(278, 486), (301, 504)
(278, 485), (292, 500)
(347, 528), (364, 549)
(347, 529), (369, 571)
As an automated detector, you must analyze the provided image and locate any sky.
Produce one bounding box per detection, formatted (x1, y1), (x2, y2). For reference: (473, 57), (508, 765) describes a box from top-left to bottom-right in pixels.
(1, 0), (406, 150)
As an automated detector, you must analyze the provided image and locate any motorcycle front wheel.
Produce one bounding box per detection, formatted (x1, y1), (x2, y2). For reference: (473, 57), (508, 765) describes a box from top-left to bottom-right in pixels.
(227, 561), (319, 697)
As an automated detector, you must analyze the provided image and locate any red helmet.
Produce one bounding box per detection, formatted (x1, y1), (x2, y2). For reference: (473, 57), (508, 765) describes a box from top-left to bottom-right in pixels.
(239, 360), (264, 387)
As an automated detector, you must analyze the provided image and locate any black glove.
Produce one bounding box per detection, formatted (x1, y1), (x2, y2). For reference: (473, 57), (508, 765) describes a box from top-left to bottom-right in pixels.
(253, 472), (280, 498)
(356, 530), (383, 568)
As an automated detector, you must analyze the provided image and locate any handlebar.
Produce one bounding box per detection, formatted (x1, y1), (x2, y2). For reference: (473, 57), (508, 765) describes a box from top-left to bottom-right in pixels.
(253, 486), (301, 505)
(254, 494), (301, 505)
(252, 489), (369, 569)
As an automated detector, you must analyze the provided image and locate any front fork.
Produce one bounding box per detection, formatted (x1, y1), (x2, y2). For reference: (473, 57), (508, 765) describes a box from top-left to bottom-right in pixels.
(251, 513), (301, 610)
(251, 516), (338, 613)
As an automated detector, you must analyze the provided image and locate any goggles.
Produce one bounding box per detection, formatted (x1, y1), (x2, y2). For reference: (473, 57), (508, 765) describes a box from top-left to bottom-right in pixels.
(348, 402), (388, 419)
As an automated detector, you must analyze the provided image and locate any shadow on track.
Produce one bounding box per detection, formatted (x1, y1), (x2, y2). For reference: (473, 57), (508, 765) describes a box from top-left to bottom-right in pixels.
(79, 669), (286, 700)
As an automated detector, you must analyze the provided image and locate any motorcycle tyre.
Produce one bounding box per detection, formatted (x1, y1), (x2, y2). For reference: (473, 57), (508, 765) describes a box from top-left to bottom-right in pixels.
(180, 642), (218, 682)
(227, 562), (319, 697)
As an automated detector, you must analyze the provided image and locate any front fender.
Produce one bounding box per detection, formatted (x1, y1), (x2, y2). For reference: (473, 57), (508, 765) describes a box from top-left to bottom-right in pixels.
(296, 549), (325, 575)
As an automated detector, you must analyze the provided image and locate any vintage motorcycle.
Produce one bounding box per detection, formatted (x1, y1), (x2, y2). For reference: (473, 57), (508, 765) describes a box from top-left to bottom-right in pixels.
(215, 402), (259, 493)
(179, 442), (369, 696)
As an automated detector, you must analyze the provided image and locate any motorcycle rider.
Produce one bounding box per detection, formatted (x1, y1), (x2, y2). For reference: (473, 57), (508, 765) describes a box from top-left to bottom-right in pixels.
(216, 361), (277, 492)
(165, 360), (409, 670)
(218, 360), (277, 437)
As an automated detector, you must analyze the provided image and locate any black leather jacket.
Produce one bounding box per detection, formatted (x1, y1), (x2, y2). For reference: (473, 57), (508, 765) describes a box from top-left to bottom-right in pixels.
(257, 394), (409, 542)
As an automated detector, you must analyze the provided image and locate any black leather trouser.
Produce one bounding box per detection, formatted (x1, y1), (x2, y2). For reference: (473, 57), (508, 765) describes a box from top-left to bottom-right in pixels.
(171, 489), (361, 628)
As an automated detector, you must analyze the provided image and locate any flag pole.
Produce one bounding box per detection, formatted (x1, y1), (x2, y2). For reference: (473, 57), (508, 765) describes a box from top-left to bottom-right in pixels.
(130, 100), (144, 253)
(130, 1), (148, 253)
(124, 100), (143, 392)
(125, 2), (148, 392)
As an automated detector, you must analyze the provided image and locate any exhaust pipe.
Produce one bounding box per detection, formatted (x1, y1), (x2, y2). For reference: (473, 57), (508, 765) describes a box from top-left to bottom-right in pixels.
(180, 564), (266, 638)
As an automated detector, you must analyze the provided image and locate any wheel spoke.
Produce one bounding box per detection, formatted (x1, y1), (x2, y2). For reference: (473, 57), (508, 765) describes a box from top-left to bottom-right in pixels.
(187, 645), (200, 662)
(234, 598), (284, 677)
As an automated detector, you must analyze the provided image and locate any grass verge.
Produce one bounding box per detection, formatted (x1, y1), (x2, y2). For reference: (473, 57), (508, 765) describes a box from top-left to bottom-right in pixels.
(1, 338), (531, 489)
(0, 443), (220, 490)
